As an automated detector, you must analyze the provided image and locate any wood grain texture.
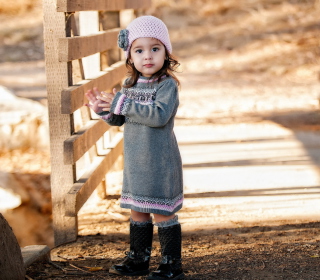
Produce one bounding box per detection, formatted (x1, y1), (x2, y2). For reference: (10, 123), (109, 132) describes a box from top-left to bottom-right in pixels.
(42, 0), (78, 246)
(57, 0), (151, 12)
(64, 119), (110, 165)
(59, 29), (120, 62)
(65, 133), (124, 216)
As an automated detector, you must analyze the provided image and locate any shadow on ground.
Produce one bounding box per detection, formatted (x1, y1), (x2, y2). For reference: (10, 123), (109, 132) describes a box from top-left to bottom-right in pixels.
(26, 221), (320, 279)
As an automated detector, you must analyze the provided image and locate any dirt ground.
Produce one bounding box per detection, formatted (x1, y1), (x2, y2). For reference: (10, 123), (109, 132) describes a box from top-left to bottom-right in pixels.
(26, 220), (320, 279)
(1, 0), (320, 279)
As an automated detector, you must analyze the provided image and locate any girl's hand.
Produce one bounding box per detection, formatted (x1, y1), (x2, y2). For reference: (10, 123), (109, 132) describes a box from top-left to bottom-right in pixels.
(84, 87), (117, 113)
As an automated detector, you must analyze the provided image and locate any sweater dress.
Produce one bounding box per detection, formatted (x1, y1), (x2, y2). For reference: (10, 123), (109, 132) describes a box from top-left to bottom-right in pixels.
(98, 75), (183, 216)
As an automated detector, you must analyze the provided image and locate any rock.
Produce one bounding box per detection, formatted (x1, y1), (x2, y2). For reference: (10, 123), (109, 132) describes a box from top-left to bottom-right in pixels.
(0, 85), (49, 151)
(0, 213), (25, 280)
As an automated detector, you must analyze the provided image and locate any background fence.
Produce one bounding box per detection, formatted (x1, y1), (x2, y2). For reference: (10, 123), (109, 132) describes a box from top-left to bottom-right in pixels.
(42, 0), (151, 246)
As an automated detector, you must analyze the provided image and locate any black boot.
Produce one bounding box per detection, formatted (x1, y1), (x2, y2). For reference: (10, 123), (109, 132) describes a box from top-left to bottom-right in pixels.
(147, 223), (184, 280)
(109, 221), (153, 276)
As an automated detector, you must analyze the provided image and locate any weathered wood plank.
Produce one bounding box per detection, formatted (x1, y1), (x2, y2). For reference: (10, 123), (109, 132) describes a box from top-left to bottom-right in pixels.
(65, 133), (124, 217)
(64, 119), (110, 165)
(59, 29), (120, 62)
(61, 61), (127, 114)
(43, 0), (78, 246)
(57, 0), (151, 12)
(22, 245), (50, 268)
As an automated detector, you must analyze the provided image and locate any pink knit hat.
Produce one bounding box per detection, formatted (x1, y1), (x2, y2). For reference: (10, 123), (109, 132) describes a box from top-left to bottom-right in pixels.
(118, 16), (172, 58)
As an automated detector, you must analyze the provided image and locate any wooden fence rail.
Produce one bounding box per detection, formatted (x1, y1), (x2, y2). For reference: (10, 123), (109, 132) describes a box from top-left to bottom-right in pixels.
(42, 0), (151, 246)
(61, 61), (127, 114)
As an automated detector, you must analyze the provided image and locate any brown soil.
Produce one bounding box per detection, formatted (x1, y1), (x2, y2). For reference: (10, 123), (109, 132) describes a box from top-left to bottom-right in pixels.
(1, 0), (320, 279)
(26, 220), (320, 279)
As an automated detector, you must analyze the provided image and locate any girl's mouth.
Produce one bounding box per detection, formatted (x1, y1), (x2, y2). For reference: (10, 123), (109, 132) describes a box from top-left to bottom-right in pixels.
(144, 64), (153, 68)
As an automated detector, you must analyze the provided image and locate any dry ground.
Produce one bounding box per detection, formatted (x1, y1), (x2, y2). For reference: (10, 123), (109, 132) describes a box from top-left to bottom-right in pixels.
(26, 221), (320, 279)
(1, 0), (320, 279)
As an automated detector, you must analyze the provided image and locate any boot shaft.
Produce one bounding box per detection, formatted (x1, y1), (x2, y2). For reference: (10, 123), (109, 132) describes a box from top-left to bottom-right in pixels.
(158, 223), (182, 260)
(130, 221), (154, 257)
(147, 223), (184, 279)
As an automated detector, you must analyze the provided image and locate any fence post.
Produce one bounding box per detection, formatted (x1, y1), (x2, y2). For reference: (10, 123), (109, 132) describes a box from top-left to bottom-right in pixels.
(42, 0), (78, 245)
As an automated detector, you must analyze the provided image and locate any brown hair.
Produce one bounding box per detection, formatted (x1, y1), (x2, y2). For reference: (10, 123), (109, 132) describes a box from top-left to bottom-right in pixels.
(123, 48), (180, 88)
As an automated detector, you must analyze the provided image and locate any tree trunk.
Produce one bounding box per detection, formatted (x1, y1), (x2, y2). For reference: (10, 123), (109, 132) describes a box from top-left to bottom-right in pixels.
(0, 213), (25, 280)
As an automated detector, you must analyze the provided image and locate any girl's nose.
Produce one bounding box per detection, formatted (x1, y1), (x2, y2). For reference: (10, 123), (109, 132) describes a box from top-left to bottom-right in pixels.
(144, 51), (152, 59)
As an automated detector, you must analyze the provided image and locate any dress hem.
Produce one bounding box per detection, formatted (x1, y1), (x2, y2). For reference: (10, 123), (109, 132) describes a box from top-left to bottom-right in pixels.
(120, 203), (183, 216)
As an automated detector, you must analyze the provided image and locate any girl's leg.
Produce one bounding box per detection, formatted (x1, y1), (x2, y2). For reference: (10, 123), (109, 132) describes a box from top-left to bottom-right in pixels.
(148, 214), (184, 280)
(109, 210), (153, 276)
(131, 209), (151, 222)
(153, 213), (175, 223)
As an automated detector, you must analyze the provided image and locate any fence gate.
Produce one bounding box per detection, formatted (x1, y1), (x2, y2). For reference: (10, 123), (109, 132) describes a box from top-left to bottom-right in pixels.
(42, 0), (151, 246)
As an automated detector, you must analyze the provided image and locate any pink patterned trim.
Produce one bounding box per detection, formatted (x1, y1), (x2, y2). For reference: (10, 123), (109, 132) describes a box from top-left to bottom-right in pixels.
(120, 197), (183, 213)
(114, 94), (126, 114)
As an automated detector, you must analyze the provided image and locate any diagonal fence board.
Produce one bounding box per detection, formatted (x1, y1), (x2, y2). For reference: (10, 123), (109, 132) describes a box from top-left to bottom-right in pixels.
(59, 28), (120, 62)
(57, 0), (151, 12)
(65, 133), (124, 217)
(61, 61), (127, 114)
(64, 119), (111, 165)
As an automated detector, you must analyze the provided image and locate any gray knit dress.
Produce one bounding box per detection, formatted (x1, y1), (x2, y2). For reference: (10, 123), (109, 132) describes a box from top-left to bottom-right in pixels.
(98, 75), (183, 216)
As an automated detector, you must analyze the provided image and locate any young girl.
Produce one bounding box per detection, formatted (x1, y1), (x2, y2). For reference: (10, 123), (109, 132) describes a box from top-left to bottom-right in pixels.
(85, 16), (184, 280)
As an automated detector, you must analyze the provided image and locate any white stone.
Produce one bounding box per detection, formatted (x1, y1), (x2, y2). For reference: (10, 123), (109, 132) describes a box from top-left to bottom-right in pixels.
(0, 86), (49, 150)
(0, 171), (30, 211)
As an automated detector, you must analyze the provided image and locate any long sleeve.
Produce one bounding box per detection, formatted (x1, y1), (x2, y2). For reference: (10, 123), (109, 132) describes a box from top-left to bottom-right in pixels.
(110, 78), (178, 128)
(97, 111), (125, 126)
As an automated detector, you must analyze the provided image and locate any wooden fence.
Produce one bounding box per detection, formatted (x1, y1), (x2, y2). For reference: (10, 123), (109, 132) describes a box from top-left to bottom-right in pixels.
(42, 0), (151, 246)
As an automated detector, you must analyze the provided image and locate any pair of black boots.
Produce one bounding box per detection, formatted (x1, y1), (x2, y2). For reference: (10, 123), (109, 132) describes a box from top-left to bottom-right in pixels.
(109, 221), (184, 279)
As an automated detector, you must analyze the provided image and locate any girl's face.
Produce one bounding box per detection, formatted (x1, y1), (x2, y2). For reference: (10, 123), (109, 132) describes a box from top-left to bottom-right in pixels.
(129, 37), (166, 77)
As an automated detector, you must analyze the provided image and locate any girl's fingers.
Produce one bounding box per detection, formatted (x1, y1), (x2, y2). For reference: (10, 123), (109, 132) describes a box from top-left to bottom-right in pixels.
(113, 88), (117, 95)
(84, 90), (91, 98)
(85, 90), (96, 101)
(93, 87), (100, 96)
(98, 97), (111, 103)
(98, 103), (110, 107)
(100, 92), (113, 98)
(85, 88), (113, 111)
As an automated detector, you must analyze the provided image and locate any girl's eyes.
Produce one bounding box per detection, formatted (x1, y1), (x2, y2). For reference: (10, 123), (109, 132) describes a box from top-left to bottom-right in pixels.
(134, 47), (159, 54)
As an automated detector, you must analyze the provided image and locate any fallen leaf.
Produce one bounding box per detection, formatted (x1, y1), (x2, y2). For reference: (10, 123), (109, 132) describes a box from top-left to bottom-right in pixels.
(84, 266), (104, 271)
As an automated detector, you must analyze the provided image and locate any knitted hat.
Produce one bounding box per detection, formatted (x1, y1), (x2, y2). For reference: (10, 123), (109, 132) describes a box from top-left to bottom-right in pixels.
(118, 15), (172, 58)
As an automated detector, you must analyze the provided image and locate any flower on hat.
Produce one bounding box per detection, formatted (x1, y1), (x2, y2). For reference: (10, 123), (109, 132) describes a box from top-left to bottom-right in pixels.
(118, 29), (129, 51)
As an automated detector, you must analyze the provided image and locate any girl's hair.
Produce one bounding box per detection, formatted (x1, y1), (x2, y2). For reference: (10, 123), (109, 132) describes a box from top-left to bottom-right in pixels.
(123, 48), (180, 88)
